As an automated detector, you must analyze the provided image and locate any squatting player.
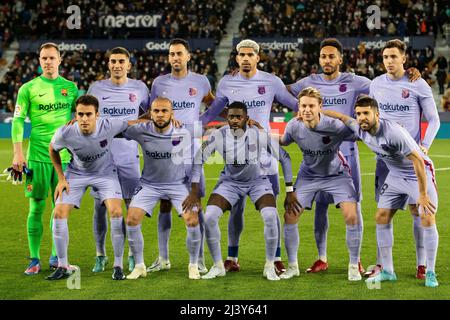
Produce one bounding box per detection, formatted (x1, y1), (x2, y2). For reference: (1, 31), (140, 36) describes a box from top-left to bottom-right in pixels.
(197, 102), (298, 281)
(323, 96), (439, 288)
(87, 47), (150, 273)
(124, 97), (203, 280)
(47, 95), (147, 281)
(279, 87), (362, 281)
(146, 38), (215, 275)
(288, 38), (421, 275)
(201, 39), (299, 274)
(368, 39), (440, 279)
(11, 42), (78, 275)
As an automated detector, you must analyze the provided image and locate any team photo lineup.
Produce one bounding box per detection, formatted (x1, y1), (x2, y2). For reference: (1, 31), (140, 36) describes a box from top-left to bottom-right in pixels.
(0, 0), (449, 300)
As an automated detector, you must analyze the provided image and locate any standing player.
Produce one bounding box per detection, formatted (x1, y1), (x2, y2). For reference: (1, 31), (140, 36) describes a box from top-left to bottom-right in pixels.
(11, 42), (78, 275)
(146, 38), (214, 275)
(279, 87), (362, 281)
(323, 96), (439, 288)
(193, 102), (297, 281)
(47, 95), (145, 280)
(87, 47), (150, 273)
(200, 39), (299, 273)
(123, 97), (203, 280)
(369, 39), (440, 278)
(288, 38), (421, 275)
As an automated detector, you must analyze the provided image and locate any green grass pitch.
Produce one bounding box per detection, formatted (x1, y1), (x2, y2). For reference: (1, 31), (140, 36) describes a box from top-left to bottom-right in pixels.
(0, 138), (448, 300)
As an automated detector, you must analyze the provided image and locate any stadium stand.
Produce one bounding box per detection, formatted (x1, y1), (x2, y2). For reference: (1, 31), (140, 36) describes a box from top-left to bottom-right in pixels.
(0, 0), (235, 44)
(238, 0), (449, 38)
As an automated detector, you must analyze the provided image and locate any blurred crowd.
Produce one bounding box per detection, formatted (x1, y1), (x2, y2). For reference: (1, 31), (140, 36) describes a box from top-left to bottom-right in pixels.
(239, 0), (449, 38)
(0, 48), (218, 113)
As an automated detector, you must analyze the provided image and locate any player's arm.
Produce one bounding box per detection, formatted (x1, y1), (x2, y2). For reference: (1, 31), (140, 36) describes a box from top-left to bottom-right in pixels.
(419, 85), (441, 154)
(320, 109), (353, 124)
(407, 150), (436, 215)
(278, 121), (295, 146)
(274, 77), (298, 112)
(49, 142), (70, 201)
(406, 67), (421, 82)
(11, 85), (31, 172)
(199, 96), (228, 127)
(202, 91), (216, 106)
(267, 141), (301, 214)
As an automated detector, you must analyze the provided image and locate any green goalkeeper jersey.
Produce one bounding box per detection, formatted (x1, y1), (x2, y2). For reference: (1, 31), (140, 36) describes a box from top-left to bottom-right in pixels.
(12, 75), (78, 163)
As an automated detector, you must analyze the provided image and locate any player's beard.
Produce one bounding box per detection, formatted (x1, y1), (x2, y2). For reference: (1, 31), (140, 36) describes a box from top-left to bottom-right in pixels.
(154, 119), (172, 129)
(322, 65), (337, 76)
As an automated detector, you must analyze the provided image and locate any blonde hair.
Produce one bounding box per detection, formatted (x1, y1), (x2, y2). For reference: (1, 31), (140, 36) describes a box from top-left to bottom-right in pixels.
(236, 39), (260, 54)
(298, 87), (323, 105)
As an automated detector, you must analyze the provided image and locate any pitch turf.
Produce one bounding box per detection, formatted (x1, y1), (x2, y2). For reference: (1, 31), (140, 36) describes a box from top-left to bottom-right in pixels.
(0, 138), (448, 300)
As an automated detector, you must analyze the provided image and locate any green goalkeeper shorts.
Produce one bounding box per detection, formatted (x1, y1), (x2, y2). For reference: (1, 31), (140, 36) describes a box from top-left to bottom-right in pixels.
(24, 160), (68, 200)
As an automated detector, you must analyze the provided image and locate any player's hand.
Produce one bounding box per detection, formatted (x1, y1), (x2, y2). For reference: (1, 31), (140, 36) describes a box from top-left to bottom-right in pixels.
(406, 67), (421, 82)
(247, 118), (263, 129)
(54, 178), (70, 202)
(171, 118), (183, 128)
(229, 68), (239, 76)
(417, 194), (436, 216)
(65, 118), (77, 126)
(2, 166), (30, 185)
(419, 145), (429, 155)
(284, 191), (301, 215)
(12, 153), (27, 172)
(182, 191), (201, 212)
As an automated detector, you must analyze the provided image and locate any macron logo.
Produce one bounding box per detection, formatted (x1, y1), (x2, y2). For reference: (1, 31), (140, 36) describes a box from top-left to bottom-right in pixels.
(102, 107), (136, 116)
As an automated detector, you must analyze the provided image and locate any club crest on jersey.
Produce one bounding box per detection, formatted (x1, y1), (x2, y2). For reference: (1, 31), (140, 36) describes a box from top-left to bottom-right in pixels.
(172, 137), (182, 146)
(322, 136), (331, 144)
(402, 89), (410, 99)
(61, 88), (68, 96)
(26, 184), (33, 192)
(129, 93), (137, 102)
(258, 86), (266, 95)
(189, 87), (197, 96)
(100, 139), (108, 148)
(339, 84), (347, 92)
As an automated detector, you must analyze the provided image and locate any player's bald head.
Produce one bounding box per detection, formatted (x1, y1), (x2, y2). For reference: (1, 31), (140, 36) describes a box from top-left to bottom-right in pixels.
(151, 97), (173, 111)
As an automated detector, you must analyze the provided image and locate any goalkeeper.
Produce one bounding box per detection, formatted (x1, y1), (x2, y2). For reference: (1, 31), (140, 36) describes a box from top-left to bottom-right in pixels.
(10, 43), (78, 275)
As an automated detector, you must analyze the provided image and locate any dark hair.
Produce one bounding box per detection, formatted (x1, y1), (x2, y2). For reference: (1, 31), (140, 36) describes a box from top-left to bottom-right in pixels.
(320, 38), (343, 55)
(76, 95), (99, 112)
(169, 38), (190, 52)
(108, 47), (131, 59)
(382, 39), (406, 55)
(355, 95), (379, 111)
(228, 101), (247, 114)
(39, 42), (60, 55)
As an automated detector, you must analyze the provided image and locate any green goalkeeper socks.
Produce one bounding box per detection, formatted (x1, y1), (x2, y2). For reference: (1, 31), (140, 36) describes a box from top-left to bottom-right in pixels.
(27, 198), (46, 259)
